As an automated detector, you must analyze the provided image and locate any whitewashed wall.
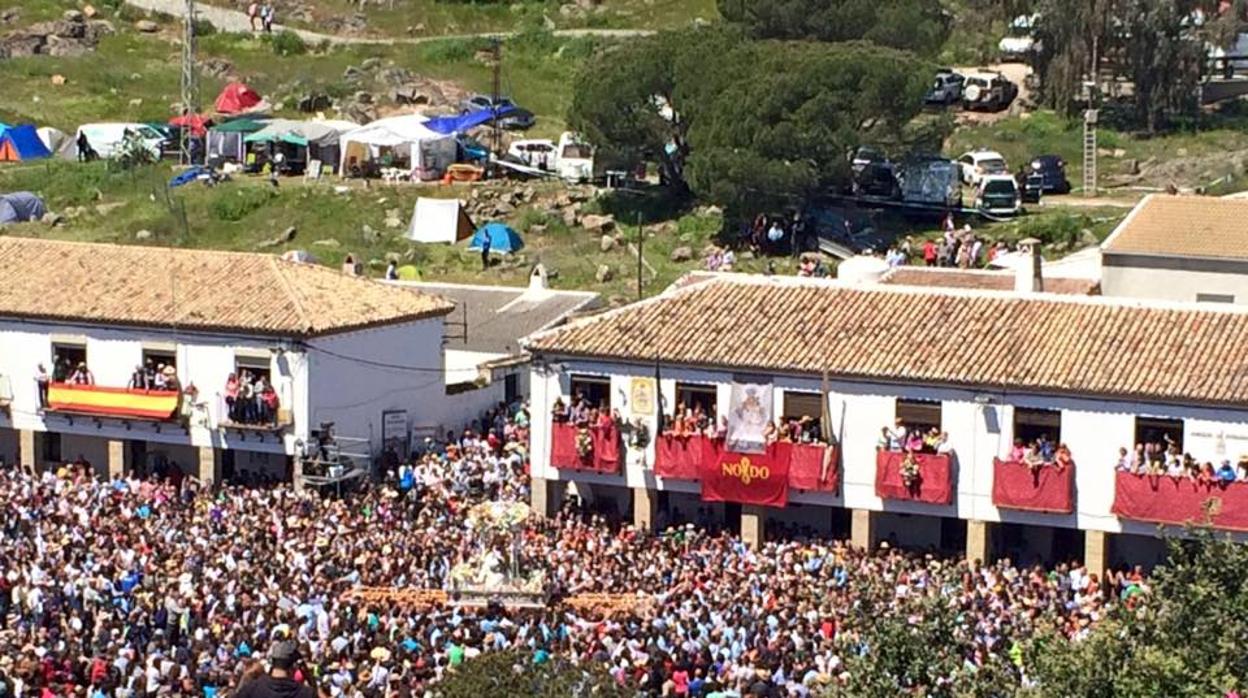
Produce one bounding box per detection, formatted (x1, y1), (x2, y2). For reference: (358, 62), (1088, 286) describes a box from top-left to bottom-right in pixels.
(530, 356), (1248, 536)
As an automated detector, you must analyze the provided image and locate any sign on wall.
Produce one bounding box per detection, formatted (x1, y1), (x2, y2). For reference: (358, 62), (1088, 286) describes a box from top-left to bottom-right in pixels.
(629, 377), (656, 418)
(726, 381), (773, 454)
(1185, 419), (1248, 464)
(382, 410), (410, 457)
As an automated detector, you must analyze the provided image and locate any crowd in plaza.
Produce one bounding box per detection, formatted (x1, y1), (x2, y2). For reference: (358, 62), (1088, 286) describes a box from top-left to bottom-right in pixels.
(0, 400), (1137, 698)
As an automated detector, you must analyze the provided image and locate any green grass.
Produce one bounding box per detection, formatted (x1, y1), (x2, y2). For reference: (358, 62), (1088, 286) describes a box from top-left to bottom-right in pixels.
(255, 0), (717, 38)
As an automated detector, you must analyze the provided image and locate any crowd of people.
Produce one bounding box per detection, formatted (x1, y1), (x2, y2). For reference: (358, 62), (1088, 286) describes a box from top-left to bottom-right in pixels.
(1005, 436), (1073, 470)
(1115, 438), (1248, 484)
(0, 398), (1140, 698)
(876, 418), (953, 455)
(223, 372), (280, 427)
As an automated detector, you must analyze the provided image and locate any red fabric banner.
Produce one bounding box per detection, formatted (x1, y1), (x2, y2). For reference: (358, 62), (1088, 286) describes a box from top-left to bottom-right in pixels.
(549, 423), (581, 470)
(655, 434), (705, 480)
(699, 439), (790, 508)
(875, 451), (954, 505)
(1112, 472), (1248, 531)
(786, 443), (840, 493)
(991, 459), (1075, 514)
(590, 422), (622, 475)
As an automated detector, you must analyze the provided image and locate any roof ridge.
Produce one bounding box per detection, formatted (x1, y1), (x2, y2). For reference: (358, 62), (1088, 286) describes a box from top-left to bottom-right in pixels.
(268, 257), (313, 333)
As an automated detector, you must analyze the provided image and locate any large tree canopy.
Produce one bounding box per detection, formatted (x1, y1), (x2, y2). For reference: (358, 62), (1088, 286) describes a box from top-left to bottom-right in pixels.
(717, 0), (951, 57)
(568, 30), (930, 216)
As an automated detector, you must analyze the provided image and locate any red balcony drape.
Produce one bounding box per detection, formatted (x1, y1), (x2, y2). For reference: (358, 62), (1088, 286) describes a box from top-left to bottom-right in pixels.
(698, 439), (790, 508)
(1112, 471), (1248, 531)
(549, 422), (622, 475)
(655, 434), (705, 480)
(785, 443), (840, 493)
(875, 451), (954, 505)
(991, 459), (1075, 514)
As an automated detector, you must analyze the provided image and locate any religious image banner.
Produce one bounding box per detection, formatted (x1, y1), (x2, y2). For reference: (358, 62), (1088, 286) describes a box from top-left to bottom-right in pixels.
(726, 381), (773, 454)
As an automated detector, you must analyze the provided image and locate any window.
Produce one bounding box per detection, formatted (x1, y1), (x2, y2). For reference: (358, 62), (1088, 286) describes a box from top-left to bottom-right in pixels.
(1135, 416), (1183, 452)
(1196, 293), (1235, 304)
(1014, 407), (1061, 445)
(142, 349), (176, 371)
(675, 382), (717, 421)
(896, 398), (942, 435)
(51, 343), (87, 383)
(782, 391), (823, 422)
(235, 355), (271, 384)
(569, 376), (610, 410)
(41, 432), (61, 463)
(504, 373), (519, 405)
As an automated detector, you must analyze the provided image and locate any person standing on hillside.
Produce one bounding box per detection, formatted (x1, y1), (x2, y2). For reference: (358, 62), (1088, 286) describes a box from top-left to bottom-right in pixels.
(480, 233), (491, 270)
(247, 2), (261, 32)
(261, 4), (275, 34)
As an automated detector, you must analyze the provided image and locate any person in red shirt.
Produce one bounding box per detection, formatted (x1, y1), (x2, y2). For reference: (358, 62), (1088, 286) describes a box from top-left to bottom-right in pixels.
(923, 238), (937, 266)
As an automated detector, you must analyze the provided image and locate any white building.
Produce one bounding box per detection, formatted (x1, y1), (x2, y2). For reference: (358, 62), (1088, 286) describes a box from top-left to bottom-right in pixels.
(1102, 194), (1248, 304)
(523, 272), (1248, 573)
(0, 237), (453, 482)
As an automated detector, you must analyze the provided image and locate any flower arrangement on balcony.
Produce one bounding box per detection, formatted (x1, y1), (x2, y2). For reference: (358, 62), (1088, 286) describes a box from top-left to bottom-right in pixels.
(575, 427), (594, 460)
(900, 451), (922, 490)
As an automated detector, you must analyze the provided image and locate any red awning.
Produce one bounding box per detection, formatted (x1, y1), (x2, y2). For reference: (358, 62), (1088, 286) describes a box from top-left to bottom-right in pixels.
(992, 458), (1075, 514)
(47, 383), (179, 420)
(875, 451), (954, 505)
(170, 113), (212, 137)
(1112, 471), (1248, 531)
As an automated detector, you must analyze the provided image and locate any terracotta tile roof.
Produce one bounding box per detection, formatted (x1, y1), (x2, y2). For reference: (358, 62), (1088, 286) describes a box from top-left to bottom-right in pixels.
(525, 275), (1248, 406)
(1102, 194), (1248, 260)
(880, 268), (1100, 295)
(0, 237), (454, 337)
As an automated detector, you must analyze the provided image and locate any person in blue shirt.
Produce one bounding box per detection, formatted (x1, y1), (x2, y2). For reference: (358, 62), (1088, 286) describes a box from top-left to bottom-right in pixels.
(1216, 460), (1237, 483)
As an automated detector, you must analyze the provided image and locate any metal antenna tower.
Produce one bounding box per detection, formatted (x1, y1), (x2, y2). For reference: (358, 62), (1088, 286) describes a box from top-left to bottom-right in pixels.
(179, 0), (199, 165)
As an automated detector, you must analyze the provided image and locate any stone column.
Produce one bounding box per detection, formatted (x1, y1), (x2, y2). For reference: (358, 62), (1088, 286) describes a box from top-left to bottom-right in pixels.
(741, 505), (766, 549)
(632, 486), (657, 532)
(19, 429), (42, 474)
(851, 509), (876, 551)
(107, 439), (126, 479)
(966, 519), (994, 564)
(530, 477), (561, 518)
(197, 446), (219, 485)
(1085, 530), (1113, 579)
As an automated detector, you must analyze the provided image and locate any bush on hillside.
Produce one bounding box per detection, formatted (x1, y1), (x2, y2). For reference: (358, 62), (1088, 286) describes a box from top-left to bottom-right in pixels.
(266, 30), (307, 57)
(210, 187), (274, 222)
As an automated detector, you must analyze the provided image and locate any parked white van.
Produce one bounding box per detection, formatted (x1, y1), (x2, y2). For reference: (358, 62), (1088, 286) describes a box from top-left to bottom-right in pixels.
(74, 123), (166, 159)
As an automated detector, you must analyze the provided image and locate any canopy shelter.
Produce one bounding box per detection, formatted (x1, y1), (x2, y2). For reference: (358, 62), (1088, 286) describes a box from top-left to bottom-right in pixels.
(469, 222), (524, 254)
(0, 124), (52, 162)
(36, 127), (68, 155)
(214, 82), (267, 115)
(244, 119), (357, 174)
(205, 116), (269, 164)
(407, 197), (474, 243)
(423, 106), (517, 136)
(169, 113), (212, 137)
(338, 115), (457, 181)
(0, 192), (46, 223)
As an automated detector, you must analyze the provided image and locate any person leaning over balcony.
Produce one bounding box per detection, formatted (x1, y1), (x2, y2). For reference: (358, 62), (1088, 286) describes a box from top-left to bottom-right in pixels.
(261, 384), (279, 426)
(34, 364), (48, 408)
(128, 364), (147, 390)
(1115, 447), (1132, 473)
(225, 373), (240, 422)
(68, 362), (93, 385)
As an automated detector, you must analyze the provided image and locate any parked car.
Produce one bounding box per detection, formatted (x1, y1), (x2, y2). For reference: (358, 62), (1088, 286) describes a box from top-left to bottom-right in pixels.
(958, 150), (1008, 187)
(459, 94), (536, 130)
(1028, 154), (1072, 194)
(976, 174), (1023, 216)
(850, 145), (887, 173)
(852, 161), (900, 199)
(897, 156), (962, 208)
(74, 123), (167, 160)
(962, 72), (1019, 111)
(925, 70), (965, 105)
(999, 14), (1041, 61)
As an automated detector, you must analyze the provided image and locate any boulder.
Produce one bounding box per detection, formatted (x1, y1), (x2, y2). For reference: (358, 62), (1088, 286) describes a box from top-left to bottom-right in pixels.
(696, 205), (724, 217)
(279, 226), (297, 243)
(594, 264), (613, 283)
(361, 57), (382, 71)
(362, 224), (381, 244)
(343, 66), (363, 81)
(379, 67), (413, 86)
(529, 223), (548, 235)
(134, 19), (159, 33)
(201, 57), (233, 80)
(82, 5), (97, 19)
(391, 85), (428, 105)
(669, 246), (693, 262)
(50, 74), (66, 86)
(562, 208), (579, 228)
(0, 34), (46, 58)
(1, 8), (20, 24)
(599, 234), (617, 253)
(297, 93), (332, 113)
(134, 229), (153, 240)
(42, 212), (64, 227)
(85, 19), (115, 41)
(581, 214), (615, 233)
(352, 91), (374, 105)
(45, 36), (91, 58)
(63, 10), (84, 22)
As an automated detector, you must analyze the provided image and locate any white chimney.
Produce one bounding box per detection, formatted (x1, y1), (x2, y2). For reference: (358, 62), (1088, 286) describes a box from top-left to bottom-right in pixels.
(1015, 237), (1043, 293)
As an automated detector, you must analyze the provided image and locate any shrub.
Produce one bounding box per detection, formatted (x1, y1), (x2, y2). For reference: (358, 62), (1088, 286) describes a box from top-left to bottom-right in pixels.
(266, 30), (307, 57)
(210, 187), (273, 222)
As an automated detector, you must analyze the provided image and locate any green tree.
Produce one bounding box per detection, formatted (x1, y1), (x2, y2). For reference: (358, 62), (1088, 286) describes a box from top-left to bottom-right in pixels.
(433, 650), (629, 698)
(1025, 529), (1248, 696)
(717, 0), (950, 57)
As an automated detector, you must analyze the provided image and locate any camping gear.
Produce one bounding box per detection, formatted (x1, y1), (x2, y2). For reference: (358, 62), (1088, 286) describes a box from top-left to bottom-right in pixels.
(206, 117), (270, 164)
(244, 119), (357, 174)
(469, 222), (524, 254)
(0, 125), (52, 162)
(396, 264), (420, 281)
(170, 114), (212, 137)
(36, 127), (67, 154)
(407, 198), (474, 244)
(0, 192), (46, 223)
(338, 115), (457, 180)
(423, 106), (517, 136)
(281, 250), (319, 264)
(214, 82), (266, 115)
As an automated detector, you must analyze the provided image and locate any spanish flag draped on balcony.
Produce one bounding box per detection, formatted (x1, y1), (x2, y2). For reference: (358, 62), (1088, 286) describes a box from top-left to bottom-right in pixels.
(47, 383), (180, 420)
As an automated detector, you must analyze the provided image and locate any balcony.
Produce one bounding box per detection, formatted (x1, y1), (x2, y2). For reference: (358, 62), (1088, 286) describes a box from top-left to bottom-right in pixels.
(1112, 471), (1248, 531)
(875, 450), (954, 505)
(992, 458), (1075, 514)
(46, 382), (180, 421)
(550, 421), (622, 475)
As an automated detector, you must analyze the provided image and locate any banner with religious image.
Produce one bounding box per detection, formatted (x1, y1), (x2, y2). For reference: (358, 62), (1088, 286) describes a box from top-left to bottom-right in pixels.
(726, 381), (773, 454)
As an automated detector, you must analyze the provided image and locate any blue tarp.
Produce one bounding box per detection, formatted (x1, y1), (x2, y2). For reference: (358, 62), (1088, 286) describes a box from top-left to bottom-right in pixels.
(469, 222), (524, 254)
(169, 166), (210, 188)
(0, 192), (46, 223)
(423, 106), (517, 135)
(0, 124), (52, 161)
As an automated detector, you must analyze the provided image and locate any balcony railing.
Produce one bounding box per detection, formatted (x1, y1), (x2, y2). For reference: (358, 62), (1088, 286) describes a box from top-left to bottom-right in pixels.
(46, 382), (180, 421)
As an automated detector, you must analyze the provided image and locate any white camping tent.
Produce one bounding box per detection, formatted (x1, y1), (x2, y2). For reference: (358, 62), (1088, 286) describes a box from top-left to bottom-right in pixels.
(338, 115), (457, 180)
(407, 197), (474, 243)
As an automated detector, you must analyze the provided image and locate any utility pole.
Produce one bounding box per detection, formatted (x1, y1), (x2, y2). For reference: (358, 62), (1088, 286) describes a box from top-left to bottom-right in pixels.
(179, 0), (199, 165)
(490, 37), (502, 168)
(1082, 36), (1099, 198)
(636, 212), (644, 301)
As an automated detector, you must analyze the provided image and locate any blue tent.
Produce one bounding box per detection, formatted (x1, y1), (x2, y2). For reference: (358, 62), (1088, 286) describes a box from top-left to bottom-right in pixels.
(0, 192), (46, 223)
(423, 105), (517, 135)
(469, 222), (524, 254)
(0, 124), (52, 161)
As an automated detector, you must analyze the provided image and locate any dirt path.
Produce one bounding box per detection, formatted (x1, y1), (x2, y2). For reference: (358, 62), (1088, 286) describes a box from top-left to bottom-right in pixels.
(124, 0), (653, 45)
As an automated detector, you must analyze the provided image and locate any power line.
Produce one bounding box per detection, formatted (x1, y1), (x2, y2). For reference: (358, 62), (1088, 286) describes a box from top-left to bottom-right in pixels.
(298, 344), (450, 374)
